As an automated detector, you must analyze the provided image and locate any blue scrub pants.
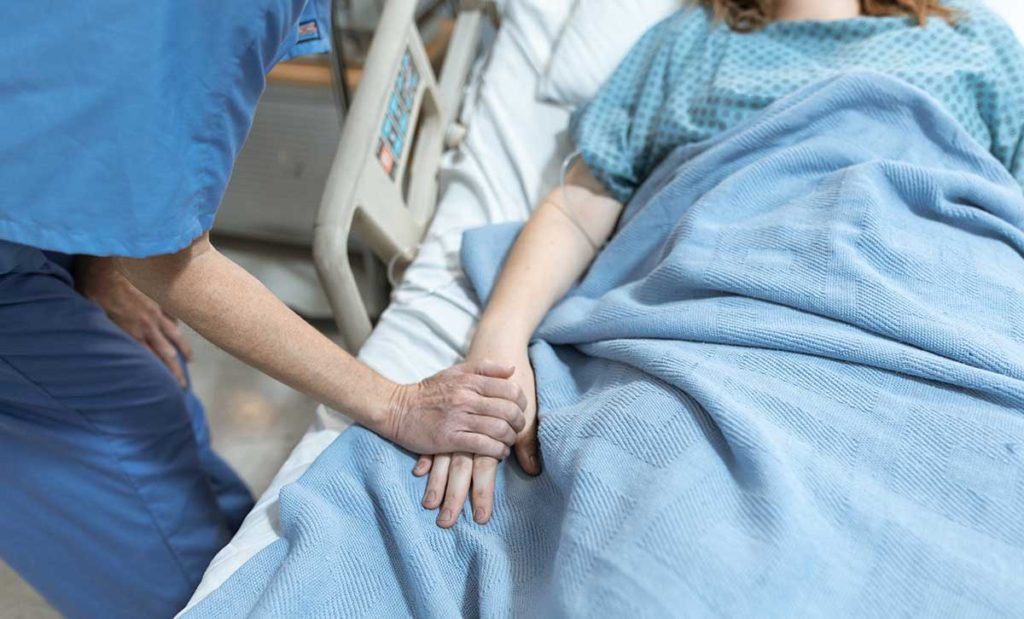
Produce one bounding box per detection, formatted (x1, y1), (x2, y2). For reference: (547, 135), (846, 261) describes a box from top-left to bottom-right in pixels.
(0, 243), (254, 618)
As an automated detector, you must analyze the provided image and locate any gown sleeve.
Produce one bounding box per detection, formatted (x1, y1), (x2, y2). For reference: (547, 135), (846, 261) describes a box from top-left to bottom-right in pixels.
(568, 13), (699, 204)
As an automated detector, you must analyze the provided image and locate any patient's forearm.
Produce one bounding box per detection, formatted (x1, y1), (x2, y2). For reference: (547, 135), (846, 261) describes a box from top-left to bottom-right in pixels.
(475, 165), (623, 349)
(119, 235), (393, 428)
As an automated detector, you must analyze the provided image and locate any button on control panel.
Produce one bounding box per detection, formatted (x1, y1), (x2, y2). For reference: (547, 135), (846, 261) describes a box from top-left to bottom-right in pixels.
(376, 50), (420, 180)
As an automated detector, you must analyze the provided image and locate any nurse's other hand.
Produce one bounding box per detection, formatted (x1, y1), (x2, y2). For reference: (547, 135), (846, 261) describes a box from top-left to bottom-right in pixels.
(381, 361), (527, 460)
(77, 257), (193, 387)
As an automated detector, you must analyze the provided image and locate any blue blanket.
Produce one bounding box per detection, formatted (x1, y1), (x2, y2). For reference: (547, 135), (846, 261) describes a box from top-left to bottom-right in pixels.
(187, 73), (1024, 618)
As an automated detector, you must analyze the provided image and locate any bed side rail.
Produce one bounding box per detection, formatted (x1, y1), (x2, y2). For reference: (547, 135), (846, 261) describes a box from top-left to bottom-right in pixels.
(313, 0), (495, 352)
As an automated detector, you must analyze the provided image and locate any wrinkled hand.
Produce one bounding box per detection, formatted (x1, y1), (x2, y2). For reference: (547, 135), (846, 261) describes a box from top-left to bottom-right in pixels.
(380, 361), (528, 460)
(414, 355), (540, 528)
(76, 257), (193, 386)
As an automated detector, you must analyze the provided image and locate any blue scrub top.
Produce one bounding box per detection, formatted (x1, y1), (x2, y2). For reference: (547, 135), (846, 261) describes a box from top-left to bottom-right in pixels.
(0, 0), (330, 258)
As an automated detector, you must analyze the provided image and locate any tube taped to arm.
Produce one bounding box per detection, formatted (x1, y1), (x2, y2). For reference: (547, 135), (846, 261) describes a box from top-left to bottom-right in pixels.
(552, 151), (609, 252)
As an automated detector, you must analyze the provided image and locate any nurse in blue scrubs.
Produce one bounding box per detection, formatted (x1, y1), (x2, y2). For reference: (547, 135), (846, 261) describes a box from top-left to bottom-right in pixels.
(0, 2), (527, 617)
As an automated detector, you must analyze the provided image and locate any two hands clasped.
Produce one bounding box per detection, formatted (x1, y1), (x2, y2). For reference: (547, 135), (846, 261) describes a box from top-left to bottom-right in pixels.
(402, 354), (541, 529)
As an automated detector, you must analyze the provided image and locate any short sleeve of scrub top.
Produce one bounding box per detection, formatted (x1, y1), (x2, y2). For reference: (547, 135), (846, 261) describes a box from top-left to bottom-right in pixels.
(283, 0), (333, 61)
(0, 0), (331, 258)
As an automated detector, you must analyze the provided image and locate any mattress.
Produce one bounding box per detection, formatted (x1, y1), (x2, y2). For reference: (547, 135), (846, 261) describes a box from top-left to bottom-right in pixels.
(180, 8), (573, 612)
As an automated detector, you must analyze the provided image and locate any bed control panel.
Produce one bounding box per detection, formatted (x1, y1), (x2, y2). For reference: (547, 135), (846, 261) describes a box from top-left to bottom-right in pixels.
(376, 49), (420, 180)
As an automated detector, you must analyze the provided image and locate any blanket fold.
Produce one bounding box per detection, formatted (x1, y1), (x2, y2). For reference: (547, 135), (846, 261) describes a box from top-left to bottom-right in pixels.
(187, 72), (1024, 618)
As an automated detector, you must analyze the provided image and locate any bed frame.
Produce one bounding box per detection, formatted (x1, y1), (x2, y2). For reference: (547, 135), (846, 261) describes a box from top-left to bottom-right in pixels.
(314, 0), (499, 352)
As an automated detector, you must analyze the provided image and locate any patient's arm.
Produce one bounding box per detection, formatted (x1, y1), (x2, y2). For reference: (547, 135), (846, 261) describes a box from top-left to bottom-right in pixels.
(473, 160), (624, 354)
(417, 161), (625, 527)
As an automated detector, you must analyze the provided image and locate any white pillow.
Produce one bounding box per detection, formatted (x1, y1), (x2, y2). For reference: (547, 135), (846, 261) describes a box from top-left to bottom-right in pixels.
(537, 0), (685, 106)
(503, 0), (578, 75)
(539, 0), (1024, 108)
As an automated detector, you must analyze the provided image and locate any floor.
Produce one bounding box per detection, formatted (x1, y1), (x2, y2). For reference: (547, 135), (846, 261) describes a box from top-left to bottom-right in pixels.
(1, 324), (324, 618)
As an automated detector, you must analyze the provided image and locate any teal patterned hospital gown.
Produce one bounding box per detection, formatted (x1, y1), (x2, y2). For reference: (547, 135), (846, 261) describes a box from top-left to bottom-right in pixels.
(571, 0), (1024, 203)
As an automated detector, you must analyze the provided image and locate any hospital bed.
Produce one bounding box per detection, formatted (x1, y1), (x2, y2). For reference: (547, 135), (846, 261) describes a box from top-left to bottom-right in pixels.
(181, 0), (570, 610)
(180, 0), (1024, 612)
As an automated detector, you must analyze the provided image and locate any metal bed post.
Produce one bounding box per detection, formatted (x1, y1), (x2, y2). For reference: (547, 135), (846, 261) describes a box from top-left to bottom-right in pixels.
(328, 0), (353, 122)
(314, 0), (496, 352)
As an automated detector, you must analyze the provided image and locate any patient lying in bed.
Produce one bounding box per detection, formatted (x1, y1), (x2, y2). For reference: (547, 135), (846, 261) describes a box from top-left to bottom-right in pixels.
(186, 1), (1024, 616)
(419, 0), (1024, 529)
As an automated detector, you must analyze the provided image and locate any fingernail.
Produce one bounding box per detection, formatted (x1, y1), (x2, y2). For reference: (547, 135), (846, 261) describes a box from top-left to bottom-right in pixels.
(474, 508), (486, 523)
(529, 455), (538, 468)
(439, 509), (452, 523)
(425, 491), (436, 505)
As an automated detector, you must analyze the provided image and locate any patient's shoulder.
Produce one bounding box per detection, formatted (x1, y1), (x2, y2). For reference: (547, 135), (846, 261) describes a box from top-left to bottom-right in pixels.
(635, 4), (716, 61)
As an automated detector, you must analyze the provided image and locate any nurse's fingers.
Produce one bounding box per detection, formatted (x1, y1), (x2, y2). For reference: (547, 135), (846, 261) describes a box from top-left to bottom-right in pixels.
(147, 331), (187, 388)
(473, 376), (528, 413)
(464, 414), (517, 447)
(463, 360), (515, 379)
(470, 456), (499, 525)
(423, 454), (451, 509)
(437, 453), (474, 529)
(413, 455), (433, 477)
(465, 397), (526, 435)
(160, 314), (193, 361)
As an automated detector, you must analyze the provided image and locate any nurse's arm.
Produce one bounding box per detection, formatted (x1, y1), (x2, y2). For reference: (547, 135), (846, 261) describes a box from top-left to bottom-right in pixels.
(118, 233), (528, 459)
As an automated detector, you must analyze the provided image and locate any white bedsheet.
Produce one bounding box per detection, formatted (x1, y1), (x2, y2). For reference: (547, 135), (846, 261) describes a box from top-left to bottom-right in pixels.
(180, 8), (572, 612)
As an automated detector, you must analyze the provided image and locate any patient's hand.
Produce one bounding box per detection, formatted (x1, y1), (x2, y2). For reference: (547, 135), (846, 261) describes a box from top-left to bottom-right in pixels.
(414, 354), (541, 528)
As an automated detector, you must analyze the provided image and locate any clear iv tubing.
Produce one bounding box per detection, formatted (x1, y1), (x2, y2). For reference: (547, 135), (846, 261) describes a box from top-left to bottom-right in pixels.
(385, 241), (461, 302)
(560, 150), (582, 207)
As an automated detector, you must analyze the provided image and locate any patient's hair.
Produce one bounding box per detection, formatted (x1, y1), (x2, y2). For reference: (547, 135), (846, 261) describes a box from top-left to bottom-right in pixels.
(698, 0), (957, 32)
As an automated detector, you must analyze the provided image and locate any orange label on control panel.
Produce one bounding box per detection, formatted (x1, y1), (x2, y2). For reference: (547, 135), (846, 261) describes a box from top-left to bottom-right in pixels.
(377, 140), (396, 177)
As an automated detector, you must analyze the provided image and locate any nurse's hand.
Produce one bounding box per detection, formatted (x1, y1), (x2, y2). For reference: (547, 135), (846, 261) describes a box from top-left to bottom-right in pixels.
(377, 360), (528, 460)
(77, 256), (193, 387)
(413, 353), (541, 528)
